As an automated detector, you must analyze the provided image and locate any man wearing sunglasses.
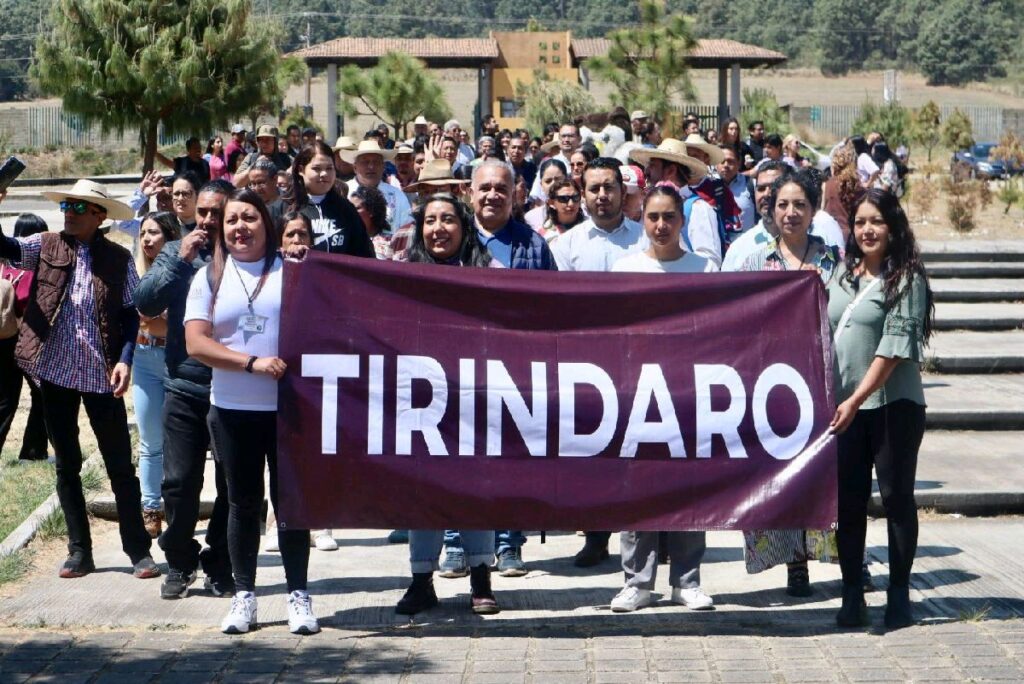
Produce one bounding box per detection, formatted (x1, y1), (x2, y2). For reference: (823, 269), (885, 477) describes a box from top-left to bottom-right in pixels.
(0, 179), (159, 581)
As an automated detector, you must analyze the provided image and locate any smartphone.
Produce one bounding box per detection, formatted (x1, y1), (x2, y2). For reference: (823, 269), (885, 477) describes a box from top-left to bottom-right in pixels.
(0, 156), (26, 192)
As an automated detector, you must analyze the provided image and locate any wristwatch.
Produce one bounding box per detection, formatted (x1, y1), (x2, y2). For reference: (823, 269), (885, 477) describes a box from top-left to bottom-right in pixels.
(244, 355), (257, 373)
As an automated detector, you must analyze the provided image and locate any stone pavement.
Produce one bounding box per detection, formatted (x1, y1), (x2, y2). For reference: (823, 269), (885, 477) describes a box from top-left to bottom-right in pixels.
(1, 518), (1024, 682)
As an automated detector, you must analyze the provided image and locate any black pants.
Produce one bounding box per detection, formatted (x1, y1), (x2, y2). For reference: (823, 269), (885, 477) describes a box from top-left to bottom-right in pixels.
(158, 391), (231, 577)
(0, 337), (48, 459)
(207, 406), (309, 593)
(837, 399), (926, 589)
(39, 380), (151, 563)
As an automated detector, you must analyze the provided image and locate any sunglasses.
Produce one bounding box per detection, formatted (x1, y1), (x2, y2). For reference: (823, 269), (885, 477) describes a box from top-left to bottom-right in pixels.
(59, 200), (98, 215)
(553, 194), (580, 204)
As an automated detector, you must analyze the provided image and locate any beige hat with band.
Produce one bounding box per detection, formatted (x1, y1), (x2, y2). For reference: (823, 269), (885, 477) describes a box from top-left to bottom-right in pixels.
(629, 139), (709, 180)
(406, 159), (469, 193)
(338, 139), (398, 164)
(42, 179), (135, 221)
(681, 133), (724, 165)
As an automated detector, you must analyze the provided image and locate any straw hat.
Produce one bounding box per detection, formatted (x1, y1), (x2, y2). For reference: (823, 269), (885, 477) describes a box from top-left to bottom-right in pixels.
(42, 179), (135, 221)
(406, 160), (469, 193)
(681, 133), (724, 166)
(540, 133), (561, 154)
(338, 139), (398, 164)
(332, 135), (357, 152)
(628, 139), (709, 180)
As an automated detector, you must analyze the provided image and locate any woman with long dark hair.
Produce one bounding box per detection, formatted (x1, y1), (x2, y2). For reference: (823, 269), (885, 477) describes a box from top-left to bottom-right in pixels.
(871, 142), (903, 197)
(719, 117), (743, 160)
(539, 178), (585, 243)
(185, 188), (318, 635)
(284, 141), (374, 257)
(850, 135), (880, 188)
(829, 189), (934, 630)
(396, 193), (497, 617)
(351, 185), (392, 259)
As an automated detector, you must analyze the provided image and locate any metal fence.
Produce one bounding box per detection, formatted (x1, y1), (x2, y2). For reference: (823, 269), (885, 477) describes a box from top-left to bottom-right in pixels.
(17, 106), (190, 149)
(804, 104), (1005, 141)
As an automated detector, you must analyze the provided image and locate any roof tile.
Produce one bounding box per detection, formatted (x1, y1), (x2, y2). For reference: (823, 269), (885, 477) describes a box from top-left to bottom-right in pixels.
(292, 37), (499, 60)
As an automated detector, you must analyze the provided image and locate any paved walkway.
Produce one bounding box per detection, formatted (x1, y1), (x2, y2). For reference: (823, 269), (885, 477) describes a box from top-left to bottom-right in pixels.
(1, 518), (1023, 682)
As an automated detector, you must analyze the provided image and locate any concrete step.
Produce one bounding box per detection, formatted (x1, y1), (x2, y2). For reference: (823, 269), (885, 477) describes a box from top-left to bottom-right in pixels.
(926, 330), (1024, 373)
(932, 278), (1024, 303)
(933, 302), (1024, 331)
(924, 374), (1024, 430)
(927, 261), (1024, 278)
(868, 430), (1024, 515)
(89, 454), (216, 521)
(921, 240), (1024, 262)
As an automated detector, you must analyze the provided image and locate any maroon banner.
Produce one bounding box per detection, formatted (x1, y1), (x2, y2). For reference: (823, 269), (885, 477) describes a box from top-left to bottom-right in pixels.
(277, 252), (837, 531)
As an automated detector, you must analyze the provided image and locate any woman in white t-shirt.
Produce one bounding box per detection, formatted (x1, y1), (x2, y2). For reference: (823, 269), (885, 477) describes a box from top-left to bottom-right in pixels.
(606, 186), (716, 615)
(851, 135), (880, 189)
(612, 186), (718, 274)
(184, 188), (318, 637)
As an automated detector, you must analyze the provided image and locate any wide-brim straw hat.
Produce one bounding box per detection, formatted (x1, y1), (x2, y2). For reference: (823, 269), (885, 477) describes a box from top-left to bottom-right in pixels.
(682, 133), (724, 166)
(540, 133), (561, 154)
(338, 139), (398, 164)
(406, 159), (469, 193)
(332, 135), (358, 152)
(629, 139), (709, 180)
(42, 179), (135, 221)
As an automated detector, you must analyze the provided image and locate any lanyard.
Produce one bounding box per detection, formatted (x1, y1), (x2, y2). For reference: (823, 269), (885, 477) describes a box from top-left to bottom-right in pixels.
(834, 276), (882, 344)
(230, 258), (265, 314)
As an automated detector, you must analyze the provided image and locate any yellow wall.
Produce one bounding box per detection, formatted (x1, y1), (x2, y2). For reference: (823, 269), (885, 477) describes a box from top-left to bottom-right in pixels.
(491, 31), (578, 130)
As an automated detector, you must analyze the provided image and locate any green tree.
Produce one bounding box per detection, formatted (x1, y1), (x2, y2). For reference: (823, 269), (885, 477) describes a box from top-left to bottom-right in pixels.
(814, 0), (876, 76)
(586, 0), (696, 124)
(910, 101), (942, 163)
(940, 108), (974, 151)
(338, 51), (451, 140)
(34, 0), (296, 171)
(913, 0), (1005, 85)
(852, 101), (911, 148)
(516, 71), (596, 135)
(739, 88), (790, 137)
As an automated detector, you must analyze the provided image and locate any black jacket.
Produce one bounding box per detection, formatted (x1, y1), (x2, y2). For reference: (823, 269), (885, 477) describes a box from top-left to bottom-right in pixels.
(270, 192), (375, 258)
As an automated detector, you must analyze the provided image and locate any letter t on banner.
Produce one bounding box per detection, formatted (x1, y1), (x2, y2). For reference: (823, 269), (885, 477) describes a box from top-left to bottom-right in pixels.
(302, 354), (360, 455)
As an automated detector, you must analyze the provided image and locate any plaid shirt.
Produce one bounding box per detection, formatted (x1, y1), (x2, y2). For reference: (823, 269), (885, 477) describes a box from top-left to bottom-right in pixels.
(15, 233), (140, 394)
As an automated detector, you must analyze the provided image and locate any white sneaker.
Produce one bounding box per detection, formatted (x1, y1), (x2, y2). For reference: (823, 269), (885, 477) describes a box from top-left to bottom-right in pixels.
(312, 530), (338, 551)
(287, 590), (321, 635)
(672, 586), (714, 610)
(264, 531), (279, 552)
(221, 591), (257, 634)
(610, 586), (652, 612)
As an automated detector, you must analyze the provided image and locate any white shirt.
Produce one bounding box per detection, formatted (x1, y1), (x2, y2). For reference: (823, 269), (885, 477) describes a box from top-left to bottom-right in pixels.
(184, 256), (283, 411)
(350, 180), (413, 233)
(857, 153), (880, 183)
(551, 216), (645, 272)
(457, 142), (475, 167)
(721, 212), (845, 272)
(612, 250), (718, 274)
(676, 190), (723, 267)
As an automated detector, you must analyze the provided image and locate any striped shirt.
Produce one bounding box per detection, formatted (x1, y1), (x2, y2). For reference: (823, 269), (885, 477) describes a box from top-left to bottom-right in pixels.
(14, 233), (140, 394)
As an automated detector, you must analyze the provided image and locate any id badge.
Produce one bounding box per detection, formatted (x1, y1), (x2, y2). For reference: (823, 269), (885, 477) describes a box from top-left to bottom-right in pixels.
(241, 314), (268, 334)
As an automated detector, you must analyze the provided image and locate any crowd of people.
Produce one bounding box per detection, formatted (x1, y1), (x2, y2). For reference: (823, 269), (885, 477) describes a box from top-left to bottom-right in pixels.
(0, 106), (933, 636)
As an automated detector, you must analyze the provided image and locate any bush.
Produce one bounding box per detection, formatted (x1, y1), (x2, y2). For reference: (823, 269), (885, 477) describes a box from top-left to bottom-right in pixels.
(943, 176), (979, 233)
(853, 101), (911, 148)
(997, 178), (1024, 214)
(740, 88), (790, 137)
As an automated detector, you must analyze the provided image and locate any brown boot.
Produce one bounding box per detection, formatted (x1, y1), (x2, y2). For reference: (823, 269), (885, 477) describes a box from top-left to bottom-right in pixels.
(143, 509), (163, 539)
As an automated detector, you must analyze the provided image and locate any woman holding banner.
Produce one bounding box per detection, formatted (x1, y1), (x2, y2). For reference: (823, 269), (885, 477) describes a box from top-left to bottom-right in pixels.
(738, 169), (841, 597)
(395, 193), (499, 615)
(184, 188), (318, 635)
(607, 187), (716, 613)
(828, 189), (933, 630)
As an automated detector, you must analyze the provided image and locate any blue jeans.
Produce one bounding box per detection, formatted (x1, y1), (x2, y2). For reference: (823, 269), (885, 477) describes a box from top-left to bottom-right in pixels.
(443, 529), (526, 554)
(131, 344), (167, 510)
(410, 530), (494, 574)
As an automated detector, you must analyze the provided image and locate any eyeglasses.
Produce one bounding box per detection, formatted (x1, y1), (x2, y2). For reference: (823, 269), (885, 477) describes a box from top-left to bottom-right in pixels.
(553, 194), (580, 204)
(59, 200), (95, 215)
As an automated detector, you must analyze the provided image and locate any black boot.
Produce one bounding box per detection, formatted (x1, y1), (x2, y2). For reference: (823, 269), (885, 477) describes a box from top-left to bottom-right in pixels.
(469, 563), (499, 614)
(884, 585), (914, 630)
(786, 561), (812, 597)
(836, 583), (869, 627)
(396, 573), (438, 615)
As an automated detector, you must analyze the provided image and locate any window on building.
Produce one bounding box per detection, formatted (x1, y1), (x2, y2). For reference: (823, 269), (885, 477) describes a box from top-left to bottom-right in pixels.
(552, 55), (561, 64)
(553, 42), (560, 50)
(499, 99), (523, 118)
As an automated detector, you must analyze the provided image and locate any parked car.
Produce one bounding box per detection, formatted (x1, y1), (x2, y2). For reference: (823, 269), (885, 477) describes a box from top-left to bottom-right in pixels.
(952, 143), (1010, 180)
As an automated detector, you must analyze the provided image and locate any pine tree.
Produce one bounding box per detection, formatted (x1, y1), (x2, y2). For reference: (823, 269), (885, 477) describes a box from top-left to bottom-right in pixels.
(33, 0), (302, 171)
(913, 0), (1005, 86)
(586, 0), (696, 124)
(910, 101), (942, 163)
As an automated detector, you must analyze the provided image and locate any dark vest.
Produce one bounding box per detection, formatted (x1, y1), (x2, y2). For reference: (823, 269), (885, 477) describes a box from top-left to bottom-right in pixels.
(16, 231), (129, 374)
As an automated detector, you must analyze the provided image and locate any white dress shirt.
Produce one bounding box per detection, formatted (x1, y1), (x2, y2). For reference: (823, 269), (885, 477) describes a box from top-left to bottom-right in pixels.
(550, 216), (646, 272)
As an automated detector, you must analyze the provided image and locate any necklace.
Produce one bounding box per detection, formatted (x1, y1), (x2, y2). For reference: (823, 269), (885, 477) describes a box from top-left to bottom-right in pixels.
(781, 237), (812, 271)
(230, 258), (266, 314)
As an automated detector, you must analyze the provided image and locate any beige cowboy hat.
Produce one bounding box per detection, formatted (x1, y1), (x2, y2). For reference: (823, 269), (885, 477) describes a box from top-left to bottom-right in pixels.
(540, 133), (561, 154)
(406, 160), (469, 193)
(682, 133), (724, 166)
(394, 143), (415, 156)
(42, 179), (135, 221)
(332, 135), (357, 152)
(629, 138), (709, 180)
(338, 139), (398, 164)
